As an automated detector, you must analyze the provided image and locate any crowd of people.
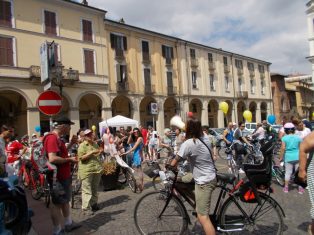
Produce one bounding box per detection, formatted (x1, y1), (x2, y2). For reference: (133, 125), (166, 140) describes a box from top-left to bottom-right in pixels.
(0, 114), (314, 235)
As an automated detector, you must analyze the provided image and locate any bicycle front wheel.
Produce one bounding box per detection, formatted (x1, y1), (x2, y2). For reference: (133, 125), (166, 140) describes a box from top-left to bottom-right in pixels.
(219, 193), (283, 235)
(126, 170), (137, 193)
(272, 167), (285, 187)
(134, 191), (188, 235)
(152, 175), (164, 191)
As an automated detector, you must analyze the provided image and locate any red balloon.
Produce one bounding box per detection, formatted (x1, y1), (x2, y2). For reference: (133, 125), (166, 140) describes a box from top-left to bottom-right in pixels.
(187, 112), (193, 118)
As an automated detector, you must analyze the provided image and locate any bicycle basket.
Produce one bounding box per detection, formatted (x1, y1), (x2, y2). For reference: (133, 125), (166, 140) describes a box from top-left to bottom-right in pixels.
(143, 161), (161, 178)
(243, 155), (272, 188)
(239, 182), (258, 203)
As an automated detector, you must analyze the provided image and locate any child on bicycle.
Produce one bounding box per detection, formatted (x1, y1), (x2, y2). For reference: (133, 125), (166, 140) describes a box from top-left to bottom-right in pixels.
(279, 122), (303, 194)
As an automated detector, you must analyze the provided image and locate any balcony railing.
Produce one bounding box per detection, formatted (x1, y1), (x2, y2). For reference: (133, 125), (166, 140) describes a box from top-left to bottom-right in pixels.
(208, 62), (215, 70)
(29, 65), (79, 82)
(190, 58), (198, 67)
(142, 52), (150, 64)
(224, 65), (230, 73)
(116, 81), (129, 92)
(167, 86), (177, 95)
(237, 68), (243, 75)
(236, 91), (248, 98)
(165, 58), (172, 66)
(145, 84), (156, 94)
(115, 49), (125, 60)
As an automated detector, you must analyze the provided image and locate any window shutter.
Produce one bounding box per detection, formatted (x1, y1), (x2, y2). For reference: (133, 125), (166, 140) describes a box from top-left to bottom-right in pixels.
(50, 12), (56, 35)
(123, 36), (127, 50)
(167, 72), (173, 87)
(54, 44), (58, 65)
(84, 50), (94, 74)
(0, 37), (13, 66)
(116, 64), (121, 82)
(142, 41), (149, 53)
(110, 34), (115, 48)
(44, 11), (50, 34)
(170, 47), (174, 59)
(121, 65), (127, 81)
(0, 37), (6, 65)
(6, 38), (13, 66)
(144, 68), (151, 85)
(1, 1), (12, 27)
(162, 45), (166, 57)
(82, 20), (92, 42)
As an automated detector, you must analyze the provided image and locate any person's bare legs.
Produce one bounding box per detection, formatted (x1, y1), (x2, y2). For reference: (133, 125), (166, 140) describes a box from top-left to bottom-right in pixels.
(197, 214), (215, 235)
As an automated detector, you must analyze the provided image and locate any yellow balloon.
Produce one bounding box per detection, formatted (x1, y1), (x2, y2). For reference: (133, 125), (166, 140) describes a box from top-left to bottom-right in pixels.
(312, 112), (314, 118)
(219, 102), (229, 114)
(243, 110), (252, 122)
(92, 125), (96, 131)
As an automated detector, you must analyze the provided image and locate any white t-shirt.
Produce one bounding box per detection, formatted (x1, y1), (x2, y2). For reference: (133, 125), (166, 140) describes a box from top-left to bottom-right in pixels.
(296, 128), (311, 140)
(178, 136), (216, 184)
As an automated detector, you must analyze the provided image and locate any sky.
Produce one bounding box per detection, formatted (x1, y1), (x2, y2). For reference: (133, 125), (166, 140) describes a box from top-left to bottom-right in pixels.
(85, 0), (310, 75)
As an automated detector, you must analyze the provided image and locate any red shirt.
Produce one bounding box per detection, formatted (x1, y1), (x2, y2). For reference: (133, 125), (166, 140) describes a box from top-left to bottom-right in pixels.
(6, 140), (24, 163)
(44, 134), (71, 181)
(141, 128), (148, 145)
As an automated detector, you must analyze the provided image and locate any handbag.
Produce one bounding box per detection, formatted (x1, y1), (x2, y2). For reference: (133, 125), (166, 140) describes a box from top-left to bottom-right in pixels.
(294, 153), (312, 188)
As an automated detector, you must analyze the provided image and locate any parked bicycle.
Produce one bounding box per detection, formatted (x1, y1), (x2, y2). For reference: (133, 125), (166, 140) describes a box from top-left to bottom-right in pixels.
(134, 139), (284, 235)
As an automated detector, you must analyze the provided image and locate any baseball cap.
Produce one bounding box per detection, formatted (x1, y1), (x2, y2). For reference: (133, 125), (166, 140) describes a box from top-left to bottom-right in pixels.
(54, 116), (75, 125)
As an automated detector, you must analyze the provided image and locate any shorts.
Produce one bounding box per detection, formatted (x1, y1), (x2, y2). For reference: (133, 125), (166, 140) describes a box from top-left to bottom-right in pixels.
(51, 177), (72, 205)
(195, 179), (217, 216)
(149, 143), (157, 149)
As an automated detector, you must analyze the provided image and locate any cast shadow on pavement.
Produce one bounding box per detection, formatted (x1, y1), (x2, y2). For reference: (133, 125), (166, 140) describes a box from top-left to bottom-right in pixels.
(81, 209), (125, 232)
(298, 221), (311, 232)
(98, 194), (131, 210)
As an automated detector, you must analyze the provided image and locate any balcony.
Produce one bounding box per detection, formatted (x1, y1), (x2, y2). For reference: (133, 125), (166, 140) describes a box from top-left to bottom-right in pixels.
(115, 49), (125, 60)
(236, 91), (248, 98)
(116, 81), (129, 92)
(145, 84), (156, 94)
(142, 52), (150, 64)
(208, 62), (215, 70)
(29, 65), (79, 83)
(167, 86), (177, 95)
(249, 70), (255, 77)
(165, 58), (172, 66)
(224, 65), (230, 73)
(237, 68), (243, 75)
(190, 58), (198, 68)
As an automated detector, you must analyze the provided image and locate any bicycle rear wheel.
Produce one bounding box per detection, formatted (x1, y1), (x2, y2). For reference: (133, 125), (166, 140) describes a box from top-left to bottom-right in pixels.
(134, 191), (188, 235)
(126, 170), (137, 193)
(272, 166), (285, 187)
(219, 193), (283, 235)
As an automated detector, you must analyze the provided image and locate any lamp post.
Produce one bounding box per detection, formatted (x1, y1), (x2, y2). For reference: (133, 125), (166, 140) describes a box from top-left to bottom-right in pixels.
(53, 62), (64, 96)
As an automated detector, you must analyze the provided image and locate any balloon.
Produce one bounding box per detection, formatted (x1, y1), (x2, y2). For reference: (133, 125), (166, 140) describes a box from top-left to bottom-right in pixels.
(219, 102), (229, 114)
(243, 110), (252, 123)
(187, 112), (193, 118)
(34, 125), (41, 132)
(312, 112), (314, 118)
(92, 125), (96, 131)
(267, 115), (276, 125)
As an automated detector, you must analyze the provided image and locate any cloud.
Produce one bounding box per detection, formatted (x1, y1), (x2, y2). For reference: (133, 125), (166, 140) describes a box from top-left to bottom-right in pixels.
(91, 0), (310, 74)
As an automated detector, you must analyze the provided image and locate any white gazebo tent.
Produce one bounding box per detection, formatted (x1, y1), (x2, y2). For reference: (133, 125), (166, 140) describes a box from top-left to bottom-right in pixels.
(98, 115), (138, 134)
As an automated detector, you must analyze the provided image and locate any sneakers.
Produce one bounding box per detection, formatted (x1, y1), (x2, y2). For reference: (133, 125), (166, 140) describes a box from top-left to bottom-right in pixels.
(298, 186), (305, 194)
(64, 221), (82, 232)
(283, 186), (288, 193)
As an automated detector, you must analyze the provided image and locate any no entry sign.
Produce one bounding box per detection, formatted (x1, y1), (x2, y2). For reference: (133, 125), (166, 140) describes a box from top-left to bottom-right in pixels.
(37, 90), (62, 116)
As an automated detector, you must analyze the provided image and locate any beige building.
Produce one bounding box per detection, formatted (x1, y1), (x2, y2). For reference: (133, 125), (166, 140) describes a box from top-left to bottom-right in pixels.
(0, 0), (273, 137)
(0, 0), (109, 136)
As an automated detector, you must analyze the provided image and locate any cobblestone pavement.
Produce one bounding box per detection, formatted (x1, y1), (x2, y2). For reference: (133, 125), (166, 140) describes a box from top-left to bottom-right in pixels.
(28, 159), (311, 235)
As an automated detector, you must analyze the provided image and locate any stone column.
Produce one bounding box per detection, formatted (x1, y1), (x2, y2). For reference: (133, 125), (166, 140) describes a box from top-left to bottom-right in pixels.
(27, 107), (40, 136)
(101, 107), (112, 120)
(232, 100), (237, 123)
(132, 98), (140, 122)
(69, 107), (80, 136)
(256, 106), (262, 123)
(157, 99), (165, 133)
(201, 100), (209, 126)
(218, 109), (224, 128)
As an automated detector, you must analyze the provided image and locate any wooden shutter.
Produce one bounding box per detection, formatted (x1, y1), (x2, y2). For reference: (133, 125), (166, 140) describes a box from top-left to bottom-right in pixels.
(110, 34), (116, 48)
(45, 11), (56, 35)
(84, 50), (94, 74)
(142, 41), (149, 53)
(0, 37), (13, 66)
(162, 45), (166, 57)
(123, 36), (127, 50)
(144, 68), (151, 85)
(0, 0), (12, 27)
(167, 72), (173, 87)
(82, 20), (92, 42)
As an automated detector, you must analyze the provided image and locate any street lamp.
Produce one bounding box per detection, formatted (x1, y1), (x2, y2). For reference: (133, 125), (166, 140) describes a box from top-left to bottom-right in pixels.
(53, 61), (64, 96)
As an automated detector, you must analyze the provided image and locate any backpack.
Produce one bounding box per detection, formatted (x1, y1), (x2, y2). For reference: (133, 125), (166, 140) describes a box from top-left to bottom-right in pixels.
(31, 133), (54, 171)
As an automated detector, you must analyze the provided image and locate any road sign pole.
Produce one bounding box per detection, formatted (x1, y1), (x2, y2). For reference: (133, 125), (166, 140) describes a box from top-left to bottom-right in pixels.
(50, 116), (53, 131)
(153, 115), (155, 130)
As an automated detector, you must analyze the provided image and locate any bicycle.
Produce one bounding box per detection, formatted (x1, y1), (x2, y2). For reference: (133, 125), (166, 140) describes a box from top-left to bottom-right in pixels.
(271, 160), (285, 187)
(116, 154), (137, 193)
(134, 143), (285, 234)
(71, 162), (82, 208)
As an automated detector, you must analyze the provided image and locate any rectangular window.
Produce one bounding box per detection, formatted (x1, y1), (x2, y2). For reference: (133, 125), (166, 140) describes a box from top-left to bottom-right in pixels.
(162, 45), (173, 60)
(261, 79), (265, 95)
(0, 36), (13, 66)
(116, 64), (127, 82)
(208, 53), (213, 63)
(225, 76), (229, 90)
(238, 78), (242, 91)
(142, 41), (150, 61)
(83, 49), (95, 74)
(82, 19), (93, 42)
(258, 64), (264, 73)
(223, 56), (228, 66)
(44, 10), (57, 36)
(144, 68), (151, 85)
(191, 71), (197, 89)
(250, 78), (255, 94)
(190, 49), (195, 59)
(209, 74), (215, 91)
(167, 71), (173, 87)
(110, 33), (127, 50)
(247, 62), (254, 71)
(0, 0), (12, 27)
(235, 59), (243, 69)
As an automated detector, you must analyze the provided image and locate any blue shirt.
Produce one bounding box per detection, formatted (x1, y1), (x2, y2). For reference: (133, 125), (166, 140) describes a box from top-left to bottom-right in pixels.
(282, 134), (302, 163)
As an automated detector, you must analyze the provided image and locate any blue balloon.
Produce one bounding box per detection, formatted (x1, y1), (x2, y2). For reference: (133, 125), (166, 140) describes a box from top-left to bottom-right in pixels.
(267, 115), (276, 125)
(35, 125), (41, 132)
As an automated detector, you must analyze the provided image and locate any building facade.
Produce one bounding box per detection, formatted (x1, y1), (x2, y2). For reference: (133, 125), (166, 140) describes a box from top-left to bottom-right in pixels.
(306, 1), (314, 107)
(0, 0), (273, 136)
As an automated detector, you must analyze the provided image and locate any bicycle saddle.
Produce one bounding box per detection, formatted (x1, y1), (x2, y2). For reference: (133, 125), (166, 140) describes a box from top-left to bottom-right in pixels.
(216, 173), (236, 184)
